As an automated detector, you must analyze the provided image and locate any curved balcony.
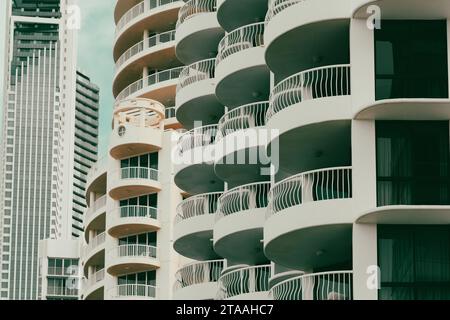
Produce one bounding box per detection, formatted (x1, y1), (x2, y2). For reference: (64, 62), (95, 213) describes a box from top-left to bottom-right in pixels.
(270, 271), (353, 300)
(108, 167), (161, 201)
(108, 206), (160, 238)
(109, 284), (157, 300)
(174, 125), (223, 194)
(264, 0), (351, 78)
(266, 65), (352, 175)
(357, 206), (450, 225)
(217, 265), (271, 300)
(84, 195), (107, 243)
(265, 167), (353, 270)
(173, 260), (225, 300)
(107, 244), (160, 276)
(86, 157), (107, 205)
(214, 182), (270, 265)
(176, 58), (224, 129)
(83, 269), (105, 300)
(115, 66), (183, 105)
(114, 30), (177, 95)
(114, 0), (183, 61)
(173, 192), (222, 260)
(353, 0), (450, 19)
(164, 106), (181, 129)
(217, 0), (268, 32)
(175, 0), (224, 65)
(83, 233), (106, 277)
(110, 99), (165, 160)
(214, 101), (270, 185)
(215, 22), (269, 108)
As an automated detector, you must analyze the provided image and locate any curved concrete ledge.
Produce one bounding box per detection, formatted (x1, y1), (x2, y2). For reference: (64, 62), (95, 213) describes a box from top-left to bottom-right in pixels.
(264, 0), (350, 77)
(110, 125), (163, 160)
(214, 208), (266, 265)
(173, 214), (219, 260)
(107, 256), (160, 276)
(173, 282), (219, 300)
(227, 291), (269, 300)
(353, 0), (450, 19)
(264, 199), (353, 270)
(108, 216), (161, 238)
(217, 0), (268, 32)
(215, 47), (269, 108)
(357, 205), (450, 224)
(176, 13), (224, 65)
(108, 177), (162, 201)
(354, 98), (450, 120)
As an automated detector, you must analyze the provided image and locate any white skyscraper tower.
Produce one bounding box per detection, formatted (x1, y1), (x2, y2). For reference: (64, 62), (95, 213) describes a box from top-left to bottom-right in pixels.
(0, 0), (78, 299)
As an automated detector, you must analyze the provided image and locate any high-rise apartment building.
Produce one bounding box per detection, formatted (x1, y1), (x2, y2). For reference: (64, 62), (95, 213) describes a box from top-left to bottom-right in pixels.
(0, 0), (78, 300)
(72, 71), (99, 238)
(81, 0), (185, 300)
(170, 0), (450, 300)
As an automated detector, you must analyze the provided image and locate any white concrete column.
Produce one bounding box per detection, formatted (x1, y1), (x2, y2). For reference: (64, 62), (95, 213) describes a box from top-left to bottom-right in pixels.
(143, 29), (149, 49)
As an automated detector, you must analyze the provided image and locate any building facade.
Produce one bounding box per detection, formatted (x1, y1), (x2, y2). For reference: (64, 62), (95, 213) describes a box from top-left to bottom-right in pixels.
(0, 0), (78, 300)
(81, 0), (185, 300)
(72, 71), (100, 238)
(170, 0), (450, 300)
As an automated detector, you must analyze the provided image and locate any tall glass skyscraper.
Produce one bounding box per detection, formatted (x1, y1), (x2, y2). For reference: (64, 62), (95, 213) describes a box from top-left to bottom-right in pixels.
(0, 0), (79, 299)
(72, 71), (99, 238)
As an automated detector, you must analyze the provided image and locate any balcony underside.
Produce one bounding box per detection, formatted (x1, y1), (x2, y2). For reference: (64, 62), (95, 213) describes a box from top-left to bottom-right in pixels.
(108, 218), (161, 238)
(357, 205), (450, 224)
(84, 212), (106, 243)
(175, 163), (223, 195)
(84, 284), (104, 301)
(217, 0), (268, 32)
(83, 250), (105, 278)
(109, 182), (162, 201)
(107, 260), (160, 277)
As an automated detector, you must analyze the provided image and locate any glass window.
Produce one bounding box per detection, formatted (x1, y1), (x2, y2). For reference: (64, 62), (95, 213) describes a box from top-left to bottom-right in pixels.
(375, 20), (448, 100)
(378, 225), (450, 300)
(376, 121), (450, 206)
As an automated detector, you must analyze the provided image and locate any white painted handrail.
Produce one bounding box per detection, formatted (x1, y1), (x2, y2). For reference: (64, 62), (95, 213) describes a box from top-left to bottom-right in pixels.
(111, 284), (157, 298)
(175, 192), (222, 224)
(268, 167), (352, 216)
(116, 0), (181, 35)
(116, 66), (183, 102)
(265, 0), (305, 22)
(177, 124), (218, 155)
(116, 30), (176, 69)
(217, 265), (271, 300)
(177, 58), (216, 92)
(84, 232), (106, 258)
(216, 22), (265, 65)
(177, 0), (217, 28)
(87, 269), (105, 288)
(112, 244), (158, 259)
(85, 195), (106, 222)
(118, 205), (158, 219)
(120, 167), (159, 182)
(173, 260), (225, 292)
(270, 271), (353, 300)
(217, 101), (269, 140)
(47, 286), (78, 297)
(267, 64), (351, 121)
(216, 182), (270, 221)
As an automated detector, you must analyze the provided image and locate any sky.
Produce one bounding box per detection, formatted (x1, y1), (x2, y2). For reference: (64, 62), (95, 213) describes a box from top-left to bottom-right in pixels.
(0, 0), (115, 157)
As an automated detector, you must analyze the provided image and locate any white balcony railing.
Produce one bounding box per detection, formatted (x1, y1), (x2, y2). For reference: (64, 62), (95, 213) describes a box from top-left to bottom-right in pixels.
(216, 182), (270, 221)
(85, 194), (106, 223)
(270, 271), (353, 300)
(266, 64), (351, 121)
(173, 260), (225, 292)
(175, 192), (222, 224)
(120, 167), (159, 182)
(216, 22), (265, 65)
(268, 167), (352, 216)
(86, 269), (105, 288)
(217, 265), (271, 300)
(176, 0), (217, 28)
(116, 30), (176, 69)
(47, 286), (78, 297)
(177, 124), (218, 155)
(265, 0), (305, 23)
(84, 232), (106, 258)
(217, 101), (269, 140)
(116, 66), (183, 102)
(177, 58), (216, 92)
(47, 266), (78, 277)
(111, 284), (157, 299)
(112, 244), (158, 259)
(117, 205), (158, 220)
(116, 0), (181, 36)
